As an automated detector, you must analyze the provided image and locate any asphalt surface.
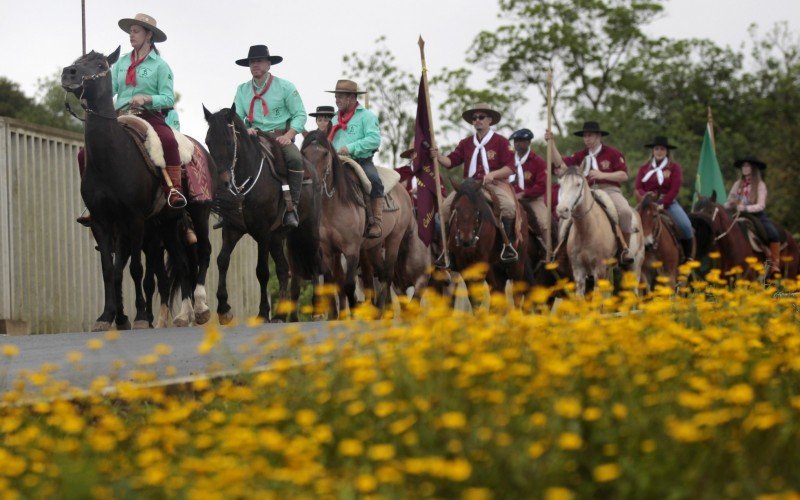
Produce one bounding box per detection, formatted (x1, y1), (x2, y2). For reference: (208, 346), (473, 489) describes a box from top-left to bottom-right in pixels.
(0, 320), (346, 394)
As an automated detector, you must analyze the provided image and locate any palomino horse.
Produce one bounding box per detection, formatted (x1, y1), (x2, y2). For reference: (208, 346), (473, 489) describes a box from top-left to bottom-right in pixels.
(300, 131), (415, 315)
(637, 193), (682, 289)
(61, 48), (201, 331)
(556, 165), (643, 296)
(204, 106), (320, 322)
(692, 193), (799, 280)
(446, 178), (529, 309)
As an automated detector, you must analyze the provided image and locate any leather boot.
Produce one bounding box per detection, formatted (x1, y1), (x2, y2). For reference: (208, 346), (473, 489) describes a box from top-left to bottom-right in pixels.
(769, 241), (781, 276)
(165, 165), (187, 208)
(367, 197), (384, 239)
(282, 169), (304, 227)
(680, 238), (694, 263)
(76, 208), (92, 226)
(500, 218), (519, 263)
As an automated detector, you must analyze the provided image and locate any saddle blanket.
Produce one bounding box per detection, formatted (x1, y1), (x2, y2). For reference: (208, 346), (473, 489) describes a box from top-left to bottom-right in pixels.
(338, 155), (401, 195)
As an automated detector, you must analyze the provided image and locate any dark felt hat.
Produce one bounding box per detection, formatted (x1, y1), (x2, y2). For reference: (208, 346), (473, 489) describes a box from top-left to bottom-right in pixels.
(573, 121), (609, 137)
(644, 136), (678, 150)
(309, 105), (335, 118)
(235, 45), (283, 66)
(734, 156), (767, 170)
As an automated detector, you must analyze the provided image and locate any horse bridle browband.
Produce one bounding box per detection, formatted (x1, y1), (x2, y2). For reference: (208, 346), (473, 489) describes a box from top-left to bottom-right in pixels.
(226, 121), (264, 197)
(64, 65), (119, 121)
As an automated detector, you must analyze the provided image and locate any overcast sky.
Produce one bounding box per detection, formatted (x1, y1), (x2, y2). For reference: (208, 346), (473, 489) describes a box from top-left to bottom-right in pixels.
(1, 0), (798, 148)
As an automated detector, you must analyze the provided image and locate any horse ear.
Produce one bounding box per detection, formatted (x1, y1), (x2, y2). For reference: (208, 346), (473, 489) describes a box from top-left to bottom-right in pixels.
(451, 177), (462, 193)
(202, 104), (213, 122)
(231, 102), (237, 114)
(710, 190), (717, 203)
(226, 104), (237, 122)
(107, 46), (121, 65)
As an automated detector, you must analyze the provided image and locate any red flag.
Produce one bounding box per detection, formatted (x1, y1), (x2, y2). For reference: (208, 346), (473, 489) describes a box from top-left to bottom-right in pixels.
(412, 76), (443, 247)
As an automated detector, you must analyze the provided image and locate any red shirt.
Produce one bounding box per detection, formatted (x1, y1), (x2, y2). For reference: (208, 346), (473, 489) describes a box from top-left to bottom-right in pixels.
(447, 132), (515, 181)
(511, 150), (548, 198)
(563, 144), (627, 188)
(634, 160), (683, 207)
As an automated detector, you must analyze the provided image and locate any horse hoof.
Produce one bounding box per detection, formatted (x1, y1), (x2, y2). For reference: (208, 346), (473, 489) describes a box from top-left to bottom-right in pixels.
(173, 317), (190, 328)
(116, 320), (131, 331)
(195, 308), (211, 325)
(311, 314), (326, 322)
(218, 311), (234, 325)
(132, 320), (150, 330)
(270, 318), (285, 324)
(91, 321), (112, 332)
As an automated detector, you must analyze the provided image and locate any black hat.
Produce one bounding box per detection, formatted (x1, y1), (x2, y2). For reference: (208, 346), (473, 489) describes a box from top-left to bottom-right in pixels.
(309, 105), (335, 118)
(644, 136), (678, 150)
(509, 128), (534, 141)
(235, 45), (283, 66)
(734, 156), (767, 170)
(573, 121), (609, 137)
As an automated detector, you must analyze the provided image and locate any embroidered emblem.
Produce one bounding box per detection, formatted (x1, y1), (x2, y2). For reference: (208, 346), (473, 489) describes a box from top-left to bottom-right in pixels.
(487, 150), (497, 160)
(139, 68), (151, 77)
(600, 160), (611, 170)
(524, 171), (533, 180)
(663, 170), (671, 179)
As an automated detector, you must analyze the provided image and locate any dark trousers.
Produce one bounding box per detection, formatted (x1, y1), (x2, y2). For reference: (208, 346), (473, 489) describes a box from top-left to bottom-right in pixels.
(755, 211), (780, 242)
(355, 156), (384, 198)
(140, 110), (180, 165)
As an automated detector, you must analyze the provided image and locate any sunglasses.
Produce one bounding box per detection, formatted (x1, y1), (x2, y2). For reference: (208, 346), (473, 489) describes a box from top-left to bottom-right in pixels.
(472, 114), (488, 122)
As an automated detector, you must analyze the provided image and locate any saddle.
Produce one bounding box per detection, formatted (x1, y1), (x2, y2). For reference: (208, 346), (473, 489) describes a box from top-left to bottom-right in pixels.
(736, 213), (787, 254)
(338, 155), (402, 212)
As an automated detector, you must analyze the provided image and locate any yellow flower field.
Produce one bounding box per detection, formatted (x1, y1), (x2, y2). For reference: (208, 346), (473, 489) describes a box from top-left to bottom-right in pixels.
(1, 267), (800, 498)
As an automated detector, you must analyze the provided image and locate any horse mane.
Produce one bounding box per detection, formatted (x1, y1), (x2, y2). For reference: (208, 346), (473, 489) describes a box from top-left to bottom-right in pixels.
(563, 165), (581, 178)
(302, 130), (362, 206)
(640, 192), (656, 211)
(453, 178), (495, 221)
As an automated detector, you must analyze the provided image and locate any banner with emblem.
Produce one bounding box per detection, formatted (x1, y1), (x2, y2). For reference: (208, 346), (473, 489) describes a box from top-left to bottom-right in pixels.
(411, 76), (439, 246)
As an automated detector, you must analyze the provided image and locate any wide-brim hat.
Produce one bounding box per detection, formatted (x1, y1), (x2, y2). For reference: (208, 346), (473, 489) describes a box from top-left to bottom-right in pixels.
(118, 13), (167, 43)
(400, 139), (416, 160)
(235, 45), (283, 66)
(510, 128), (534, 141)
(573, 121), (609, 137)
(734, 156), (767, 170)
(644, 136), (678, 150)
(325, 79), (367, 95)
(461, 103), (502, 125)
(309, 105), (336, 118)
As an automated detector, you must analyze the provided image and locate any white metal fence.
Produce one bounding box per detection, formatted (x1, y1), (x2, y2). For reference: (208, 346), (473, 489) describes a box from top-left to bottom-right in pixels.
(0, 117), (261, 334)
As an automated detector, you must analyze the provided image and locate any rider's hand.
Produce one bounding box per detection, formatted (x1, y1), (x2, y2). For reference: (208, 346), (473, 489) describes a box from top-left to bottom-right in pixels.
(587, 170), (603, 180)
(247, 128), (258, 136)
(482, 173), (494, 185)
(544, 130), (555, 142)
(337, 146), (349, 156)
(430, 147), (439, 160)
(737, 203), (746, 212)
(130, 94), (150, 107)
(276, 134), (292, 146)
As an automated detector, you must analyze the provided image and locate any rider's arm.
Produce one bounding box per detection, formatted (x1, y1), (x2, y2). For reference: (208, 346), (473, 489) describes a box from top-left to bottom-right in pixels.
(746, 183), (767, 213)
(345, 110), (381, 158)
(149, 59), (175, 111)
(285, 83), (307, 135)
(661, 165), (682, 207)
(525, 158), (547, 198)
(723, 182), (739, 209)
(232, 83), (251, 126)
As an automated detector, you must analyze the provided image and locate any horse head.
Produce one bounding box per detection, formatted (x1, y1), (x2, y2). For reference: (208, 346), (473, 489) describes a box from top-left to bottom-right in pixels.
(692, 191), (729, 235)
(300, 130), (333, 180)
(555, 165), (586, 220)
(451, 178), (494, 249)
(61, 47), (120, 101)
(637, 192), (660, 246)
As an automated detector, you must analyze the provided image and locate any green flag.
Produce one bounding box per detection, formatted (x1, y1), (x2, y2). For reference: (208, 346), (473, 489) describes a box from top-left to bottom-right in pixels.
(693, 125), (727, 205)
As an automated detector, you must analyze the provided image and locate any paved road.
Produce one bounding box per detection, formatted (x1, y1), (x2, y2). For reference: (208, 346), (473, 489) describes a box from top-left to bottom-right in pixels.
(0, 321), (348, 394)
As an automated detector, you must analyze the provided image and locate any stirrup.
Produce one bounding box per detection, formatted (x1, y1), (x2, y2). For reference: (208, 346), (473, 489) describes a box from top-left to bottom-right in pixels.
(167, 188), (188, 209)
(500, 244), (519, 263)
(434, 252), (450, 269)
(283, 210), (299, 228)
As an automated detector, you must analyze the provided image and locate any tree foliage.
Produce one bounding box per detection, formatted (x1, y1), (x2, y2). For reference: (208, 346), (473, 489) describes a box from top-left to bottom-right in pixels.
(0, 73), (83, 133)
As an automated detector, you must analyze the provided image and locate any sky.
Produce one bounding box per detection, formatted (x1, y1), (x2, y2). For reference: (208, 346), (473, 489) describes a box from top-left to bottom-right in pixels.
(1, 0), (798, 149)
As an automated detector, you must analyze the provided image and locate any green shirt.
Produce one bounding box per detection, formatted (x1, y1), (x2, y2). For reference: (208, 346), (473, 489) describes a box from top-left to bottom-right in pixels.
(331, 105), (381, 159)
(111, 50), (180, 129)
(233, 75), (307, 134)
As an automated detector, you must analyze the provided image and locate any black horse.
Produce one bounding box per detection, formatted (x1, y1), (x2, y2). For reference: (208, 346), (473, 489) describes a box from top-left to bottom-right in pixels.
(61, 48), (201, 331)
(204, 106), (320, 323)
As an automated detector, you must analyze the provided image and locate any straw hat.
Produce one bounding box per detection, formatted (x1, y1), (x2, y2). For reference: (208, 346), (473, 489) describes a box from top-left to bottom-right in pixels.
(118, 13), (167, 43)
(461, 103), (502, 125)
(325, 79), (367, 95)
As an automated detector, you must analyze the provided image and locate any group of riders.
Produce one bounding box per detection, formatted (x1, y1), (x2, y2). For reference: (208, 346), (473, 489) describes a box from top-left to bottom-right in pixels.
(79, 12), (784, 278)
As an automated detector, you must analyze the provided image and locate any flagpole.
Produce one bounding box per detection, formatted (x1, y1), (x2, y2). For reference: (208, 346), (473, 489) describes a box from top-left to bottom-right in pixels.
(418, 36), (449, 268)
(81, 0), (87, 55)
(545, 68), (553, 262)
(707, 106), (716, 152)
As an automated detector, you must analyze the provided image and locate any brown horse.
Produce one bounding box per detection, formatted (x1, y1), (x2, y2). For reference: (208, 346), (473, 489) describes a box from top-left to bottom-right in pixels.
(637, 193), (682, 289)
(556, 165), (644, 296)
(445, 178), (528, 309)
(691, 193), (758, 280)
(300, 131), (415, 316)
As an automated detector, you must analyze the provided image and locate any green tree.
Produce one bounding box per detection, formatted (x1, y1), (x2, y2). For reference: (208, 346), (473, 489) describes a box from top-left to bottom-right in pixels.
(342, 36), (417, 165)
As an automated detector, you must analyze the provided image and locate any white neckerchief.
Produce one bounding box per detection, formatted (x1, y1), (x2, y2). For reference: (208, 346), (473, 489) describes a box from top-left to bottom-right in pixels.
(411, 175), (418, 192)
(468, 129), (495, 178)
(642, 157), (669, 185)
(582, 144), (602, 176)
(510, 150), (530, 189)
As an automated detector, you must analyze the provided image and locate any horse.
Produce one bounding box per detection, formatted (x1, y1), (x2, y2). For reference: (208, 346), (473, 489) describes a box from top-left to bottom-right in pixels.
(636, 193), (682, 289)
(692, 192), (799, 280)
(203, 106), (320, 323)
(555, 165), (644, 297)
(61, 48), (199, 331)
(300, 131), (414, 316)
(444, 178), (529, 309)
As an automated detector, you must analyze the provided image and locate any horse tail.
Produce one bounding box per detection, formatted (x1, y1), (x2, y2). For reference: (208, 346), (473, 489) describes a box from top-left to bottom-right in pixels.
(165, 212), (198, 309)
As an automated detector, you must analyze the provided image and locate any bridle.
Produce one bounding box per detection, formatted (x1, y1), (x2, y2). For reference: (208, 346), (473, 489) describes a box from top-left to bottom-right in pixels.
(564, 173), (594, 220)
(303, 141), (335, 198)
(707, 205), (741, 242)
(224, 120), (264, 197)
(451, 194), (483, 248)
(63, 64), (118, 121)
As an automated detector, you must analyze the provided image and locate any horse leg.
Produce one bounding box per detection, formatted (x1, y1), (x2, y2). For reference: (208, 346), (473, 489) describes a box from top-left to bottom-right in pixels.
(270, 236), (290, 323)
(343, 253), (361, 315)
(127, 220), (150, 329)
(216, 227), (244, 325)
(190, 204), (212, 325)
(256, 237), (273, 321)
(360, 251), (376, 306)
(113, 236), (132, 330)
(380, 238), (403, 312)
(162, 218), (195, 328)
(91, 224), (117, 331)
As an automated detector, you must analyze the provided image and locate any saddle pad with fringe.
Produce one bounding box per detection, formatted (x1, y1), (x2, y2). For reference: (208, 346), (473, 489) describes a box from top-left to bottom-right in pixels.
(184, 142), (213, 202)
(117, 115), (194, 167)
(338, 156), (401, 195)
(737, 217), (788, 254)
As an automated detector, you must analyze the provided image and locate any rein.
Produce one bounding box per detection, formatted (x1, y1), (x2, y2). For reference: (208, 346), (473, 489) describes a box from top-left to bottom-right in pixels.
(711, 206), (741, 242)
(226, 122), (264, 197)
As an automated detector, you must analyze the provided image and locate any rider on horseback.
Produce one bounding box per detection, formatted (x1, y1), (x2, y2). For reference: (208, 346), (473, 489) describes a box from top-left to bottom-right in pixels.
(327, 80), (385, 239)
(509, 128), (549, 243)
(431, 103), (520, 265)
(724, 156), (782, 276)
(233, 44), (307, 228)
(76, 13), (185, 225)
(308, 105), (335, 136)
(546, 122), (635, 265)
(634, 136), (694, 262)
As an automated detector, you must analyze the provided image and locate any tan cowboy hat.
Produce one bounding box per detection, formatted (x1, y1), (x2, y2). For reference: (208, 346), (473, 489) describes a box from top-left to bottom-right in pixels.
(462, 103), (502, 125)
(400, 139), (415, 160)
(325, 79), (368, 95)
(118, 13), (167, 43)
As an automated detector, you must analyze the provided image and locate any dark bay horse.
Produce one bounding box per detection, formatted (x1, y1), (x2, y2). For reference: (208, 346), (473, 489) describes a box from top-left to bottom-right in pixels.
(61, 48), (197, 331)
(446, 178), (529, 309)
(637, 193), (681, 289)
(691, 193), (757, 280)
(204, 106), (320, 323)
(300, 131), (414, 316)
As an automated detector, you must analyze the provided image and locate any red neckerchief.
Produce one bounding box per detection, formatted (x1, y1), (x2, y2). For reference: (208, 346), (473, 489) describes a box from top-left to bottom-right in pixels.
(248, 74), (274, 124)
(328, 103), (358, 142)
(740, 177), (751, 200)
(125, 48), (151, 87)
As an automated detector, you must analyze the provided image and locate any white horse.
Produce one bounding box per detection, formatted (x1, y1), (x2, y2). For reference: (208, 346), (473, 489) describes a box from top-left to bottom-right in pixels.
(556, 165), (643, 296)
